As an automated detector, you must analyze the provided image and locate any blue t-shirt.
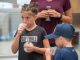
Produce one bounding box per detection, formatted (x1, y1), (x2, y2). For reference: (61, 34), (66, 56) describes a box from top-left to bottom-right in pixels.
(54, 47), (78, 60)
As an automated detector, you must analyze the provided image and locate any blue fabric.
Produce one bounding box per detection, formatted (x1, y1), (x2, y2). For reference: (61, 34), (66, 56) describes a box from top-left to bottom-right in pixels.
(54, 47), (78, 60)
(47, 23), (75, 39)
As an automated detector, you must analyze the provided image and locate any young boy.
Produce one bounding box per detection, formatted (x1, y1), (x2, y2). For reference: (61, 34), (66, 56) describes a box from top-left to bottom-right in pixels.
(11, 3), (50, 60)
(45, 23), (78, 60)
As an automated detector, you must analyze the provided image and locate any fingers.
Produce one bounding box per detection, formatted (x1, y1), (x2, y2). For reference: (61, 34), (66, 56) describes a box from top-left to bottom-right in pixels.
(47, 9), (61, 18)
(37, 9), (61, 18)
(37, 10), (49, 18)
(17, 23), (26, 34)
(23, 42), (34, 53)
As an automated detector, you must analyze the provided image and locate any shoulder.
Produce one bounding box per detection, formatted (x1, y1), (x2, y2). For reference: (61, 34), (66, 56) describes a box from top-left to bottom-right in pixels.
(59, 48), (70, 52)
(37, 26), (46, 32)
(56, 48), (69, 54)
(57, 48), (76, 55)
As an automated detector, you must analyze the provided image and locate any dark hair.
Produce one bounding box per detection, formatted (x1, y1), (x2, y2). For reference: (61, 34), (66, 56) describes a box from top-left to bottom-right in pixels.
(21, 2), (38, 14)
(72, 32), (79, 47)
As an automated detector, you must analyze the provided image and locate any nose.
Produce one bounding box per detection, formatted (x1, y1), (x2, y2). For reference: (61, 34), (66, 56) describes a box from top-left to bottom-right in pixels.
(22, 18), (28, 22)
(23, 18), (27, 20)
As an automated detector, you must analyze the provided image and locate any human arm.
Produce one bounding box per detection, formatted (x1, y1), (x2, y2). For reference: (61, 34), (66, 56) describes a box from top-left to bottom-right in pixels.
(25, 38), (50, 54)
(36, 10), (49, 18)
(11, 33), (20, 54)
(46, 0), (72, 23)
(47, 8), (72, 24)
(24, 28), (50, 54)
(33, 38), (50, 54)
(45, 48), (52, 60)
(11, 23), (26, 54)
(61, 8), (72, 23)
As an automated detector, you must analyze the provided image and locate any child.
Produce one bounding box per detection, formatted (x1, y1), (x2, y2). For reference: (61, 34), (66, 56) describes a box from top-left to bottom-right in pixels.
(11, 2), (50, 60)
(45, 23), (78, 60)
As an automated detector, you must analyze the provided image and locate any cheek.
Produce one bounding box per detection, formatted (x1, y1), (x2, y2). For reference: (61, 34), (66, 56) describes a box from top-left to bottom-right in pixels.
(55, 40), (59, 46)
(22, 18), (27, 22)
(55, 40), (62, 46)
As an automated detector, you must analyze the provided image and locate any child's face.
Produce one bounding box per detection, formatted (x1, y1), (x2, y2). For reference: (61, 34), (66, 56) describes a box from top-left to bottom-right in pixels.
(21, 11), (36, 25)
(55, 37), (63, 48)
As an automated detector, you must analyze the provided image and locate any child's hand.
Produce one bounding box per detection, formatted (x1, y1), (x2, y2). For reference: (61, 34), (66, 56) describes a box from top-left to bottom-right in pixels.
(45, 48), (52, 56)
(24, 42), (34, 53)
(17, 23), (26, 35)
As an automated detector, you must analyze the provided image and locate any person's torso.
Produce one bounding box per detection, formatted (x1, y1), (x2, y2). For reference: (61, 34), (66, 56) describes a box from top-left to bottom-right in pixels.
(31, 0), (71, 46)
(18, 26), (46, 60)
(54, 47), (78, 60)
(34, 0), (66, 34)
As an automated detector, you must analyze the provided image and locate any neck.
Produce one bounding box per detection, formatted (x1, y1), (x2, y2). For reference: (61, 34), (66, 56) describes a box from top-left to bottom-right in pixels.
(63, 41), (73, 47)
(26, 23), (37, 31)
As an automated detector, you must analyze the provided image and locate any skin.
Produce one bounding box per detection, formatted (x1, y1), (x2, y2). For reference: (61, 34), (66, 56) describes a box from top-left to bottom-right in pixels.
(37, 0), (72, 24)
(45, 36), (73, 60)
(11, 10), (50, 54)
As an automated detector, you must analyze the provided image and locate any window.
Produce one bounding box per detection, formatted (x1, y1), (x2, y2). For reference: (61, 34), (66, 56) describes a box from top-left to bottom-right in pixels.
(17, 0), (31, 5)
(0, 2), (13, 9)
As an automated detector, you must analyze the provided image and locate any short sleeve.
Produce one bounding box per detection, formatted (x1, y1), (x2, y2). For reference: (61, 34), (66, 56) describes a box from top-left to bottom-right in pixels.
(42, 28), (47, 40)
(63, 0), (71, 12)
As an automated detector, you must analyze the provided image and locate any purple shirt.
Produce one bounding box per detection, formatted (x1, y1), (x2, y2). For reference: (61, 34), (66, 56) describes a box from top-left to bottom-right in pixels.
(31, 0), (71, 45)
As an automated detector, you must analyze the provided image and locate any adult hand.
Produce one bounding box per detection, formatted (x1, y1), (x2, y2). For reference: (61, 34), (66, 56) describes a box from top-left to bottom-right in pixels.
(37, 10), (49, 18)
(47, 9), (61, 18)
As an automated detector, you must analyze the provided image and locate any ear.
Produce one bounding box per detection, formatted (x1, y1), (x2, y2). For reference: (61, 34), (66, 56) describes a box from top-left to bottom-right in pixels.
(59, 36), (64, 42)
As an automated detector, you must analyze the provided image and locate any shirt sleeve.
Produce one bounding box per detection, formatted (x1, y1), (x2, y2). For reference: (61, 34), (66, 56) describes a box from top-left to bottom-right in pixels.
(42, 28), (47, 40)
(63, 0), (71, 12)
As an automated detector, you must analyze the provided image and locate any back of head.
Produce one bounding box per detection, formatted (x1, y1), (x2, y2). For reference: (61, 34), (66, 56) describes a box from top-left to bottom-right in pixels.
(47, 23), (75, 40)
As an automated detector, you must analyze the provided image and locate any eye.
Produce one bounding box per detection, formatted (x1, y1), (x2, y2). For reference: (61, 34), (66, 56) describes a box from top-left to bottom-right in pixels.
(21, 16), (23, 19)
(26, 17), (30, 19)
(21, 16), (30, 19)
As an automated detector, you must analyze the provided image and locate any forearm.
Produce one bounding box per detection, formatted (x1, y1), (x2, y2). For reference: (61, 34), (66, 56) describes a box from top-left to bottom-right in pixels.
(61, 15), (72, 24)
(46, 55), (51, 60)
(34, 47), (48, 54)
(33, 39), (50, 54)
(33, 41), (50, 54)
(34, 47), (51, 54)
(11, 34), (20, 54)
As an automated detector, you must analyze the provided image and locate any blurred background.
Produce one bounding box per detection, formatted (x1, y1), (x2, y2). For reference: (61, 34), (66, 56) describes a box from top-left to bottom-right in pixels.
(0, 0), (80, 60)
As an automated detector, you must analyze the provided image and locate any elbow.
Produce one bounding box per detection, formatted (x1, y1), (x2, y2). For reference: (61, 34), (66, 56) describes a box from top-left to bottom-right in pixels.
(64, 18), (72, 24)
(62, 15), (72, 24)
(69, 17), (72, 24)
(68, 15), (73, 24)
(66, 17), (72, 24)
(11, 46), (18, 54)
(12, 49), (17, 54)
(68, 18), (72, 24)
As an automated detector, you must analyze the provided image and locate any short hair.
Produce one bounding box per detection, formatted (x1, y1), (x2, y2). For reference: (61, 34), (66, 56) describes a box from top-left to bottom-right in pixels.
(21, 2), (38, 15)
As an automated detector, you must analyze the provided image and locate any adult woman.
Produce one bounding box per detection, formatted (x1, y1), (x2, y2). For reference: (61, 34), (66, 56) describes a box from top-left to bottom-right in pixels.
(31, 0), (72, 46)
